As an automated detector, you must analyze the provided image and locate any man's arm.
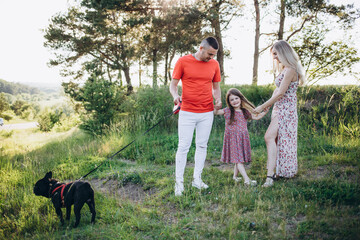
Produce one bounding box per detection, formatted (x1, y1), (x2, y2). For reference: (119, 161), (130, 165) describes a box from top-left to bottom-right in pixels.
(213, 81), (221, 110)
(170, 79), (181, 104)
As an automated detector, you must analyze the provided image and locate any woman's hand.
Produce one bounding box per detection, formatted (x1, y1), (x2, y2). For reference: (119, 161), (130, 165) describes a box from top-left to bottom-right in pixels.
(254, 105), (264, 114)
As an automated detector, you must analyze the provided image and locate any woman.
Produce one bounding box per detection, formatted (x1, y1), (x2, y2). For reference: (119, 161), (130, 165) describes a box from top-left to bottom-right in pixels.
(254, 40), (305, 187)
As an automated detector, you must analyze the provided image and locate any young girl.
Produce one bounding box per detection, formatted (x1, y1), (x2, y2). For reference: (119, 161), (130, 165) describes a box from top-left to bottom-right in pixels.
(215, 88), (268, 186)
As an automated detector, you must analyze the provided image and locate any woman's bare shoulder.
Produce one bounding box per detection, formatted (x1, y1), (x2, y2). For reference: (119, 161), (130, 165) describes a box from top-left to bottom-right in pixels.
(284, 67), (296, 75)
(284, 67), (297, 81)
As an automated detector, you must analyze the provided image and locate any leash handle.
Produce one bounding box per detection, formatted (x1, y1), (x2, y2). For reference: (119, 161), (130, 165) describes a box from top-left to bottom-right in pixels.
(173, 101), (181, 115)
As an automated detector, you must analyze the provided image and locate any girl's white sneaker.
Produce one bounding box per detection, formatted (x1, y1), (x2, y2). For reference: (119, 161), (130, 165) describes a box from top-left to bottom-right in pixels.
(233, 177), (242, 182)
(244, 179), (257, 186)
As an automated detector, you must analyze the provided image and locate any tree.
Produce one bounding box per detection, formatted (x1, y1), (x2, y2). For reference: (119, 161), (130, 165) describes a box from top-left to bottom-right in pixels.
(293, 23), (360, 83)
(252, 0), (260, 85)
(38, 108), (63, 132)
(162, 5), (206, 84)
(0, 93), (10, 114)
(197, 0), (244, 81)
(11, 100), (26, 116)
(63, 76), (126, 135)
(137, 1), (205, 87)
(251, 0), (360, 84)
(44, 1), (151, 93)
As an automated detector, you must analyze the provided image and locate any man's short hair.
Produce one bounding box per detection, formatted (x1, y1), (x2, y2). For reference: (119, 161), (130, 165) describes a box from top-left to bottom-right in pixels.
(201, 37), (219, 50)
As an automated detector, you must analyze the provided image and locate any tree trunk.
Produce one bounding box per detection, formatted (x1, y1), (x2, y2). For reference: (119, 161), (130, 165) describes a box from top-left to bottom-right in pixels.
(152, 48), (158, 88)
(118, 69), (123, 87)
(211, 0), (225, 81)
(213, 19), (224, 81)
(123, 66), (133, 94)
(278, 0), (285, 40)
(252, 0), (260, 86)
(168, 48), (176, 80)
(138, 58), (142, 87)
(215, 26), (224, 81)
(164, 50), (169, 85)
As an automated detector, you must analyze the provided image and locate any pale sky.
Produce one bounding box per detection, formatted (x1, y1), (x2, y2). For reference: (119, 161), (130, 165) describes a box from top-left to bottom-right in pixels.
(0, 0), (359, 88)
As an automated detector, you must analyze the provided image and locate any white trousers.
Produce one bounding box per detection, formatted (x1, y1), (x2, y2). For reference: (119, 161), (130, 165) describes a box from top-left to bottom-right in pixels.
(175, 110), (214, 183)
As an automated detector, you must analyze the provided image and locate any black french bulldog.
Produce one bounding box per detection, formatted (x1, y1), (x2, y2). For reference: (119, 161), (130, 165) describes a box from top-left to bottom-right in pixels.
(33, 171), (96, 228)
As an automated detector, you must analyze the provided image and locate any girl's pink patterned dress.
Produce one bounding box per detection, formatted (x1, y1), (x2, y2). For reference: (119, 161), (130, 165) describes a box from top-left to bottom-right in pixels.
(221, 108), (251, 164)
(273, 69), (298, 178)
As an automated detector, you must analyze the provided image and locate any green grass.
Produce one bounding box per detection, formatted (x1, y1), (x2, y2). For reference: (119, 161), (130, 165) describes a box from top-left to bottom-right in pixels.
(1, 124), (359, 239)
(1, 85), (360, 239)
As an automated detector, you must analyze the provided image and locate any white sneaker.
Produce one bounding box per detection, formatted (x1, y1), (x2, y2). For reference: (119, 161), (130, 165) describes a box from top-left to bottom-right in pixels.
(244, 179), (257, 186)
(175, 182), (184, 196)
(192, 180), (209, 190)
(233, 177), (242, 183)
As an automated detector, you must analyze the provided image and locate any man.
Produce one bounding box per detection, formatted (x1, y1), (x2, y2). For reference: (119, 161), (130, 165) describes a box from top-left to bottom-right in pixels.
(169, 37), (222, 196)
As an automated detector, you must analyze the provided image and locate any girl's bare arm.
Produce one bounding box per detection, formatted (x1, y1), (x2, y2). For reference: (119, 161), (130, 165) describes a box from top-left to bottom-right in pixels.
(251, 107), (270, 120)
(214, 108), (225, 115)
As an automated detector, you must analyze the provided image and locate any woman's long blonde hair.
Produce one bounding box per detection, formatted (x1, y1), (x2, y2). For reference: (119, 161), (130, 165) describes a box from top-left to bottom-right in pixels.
(271, 40), (306, 85)
(226, 88), (255, 125)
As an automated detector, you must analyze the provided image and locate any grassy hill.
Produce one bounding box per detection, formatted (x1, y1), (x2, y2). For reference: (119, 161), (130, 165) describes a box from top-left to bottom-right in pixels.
(0, 85), (359, 239)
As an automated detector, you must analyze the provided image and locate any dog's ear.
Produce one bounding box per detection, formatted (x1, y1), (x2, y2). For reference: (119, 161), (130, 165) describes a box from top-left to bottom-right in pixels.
(45, 171), (52, 180)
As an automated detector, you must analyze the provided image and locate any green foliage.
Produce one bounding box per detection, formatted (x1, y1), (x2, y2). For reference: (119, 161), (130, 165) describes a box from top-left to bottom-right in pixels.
(79, 76), (126, 135)
(293, 23), (360, 83)
(44, 1), (146, 92)
(11, 100), (26, 116)
(38, 108), (63, 132)
(124, 85), (175, 132)
(298, 85), (360, 138)
(0, 129), (13, 138)
(0, 110), (14, 121)
(0, 79), (40, 95)
(0, 93), (10, 114)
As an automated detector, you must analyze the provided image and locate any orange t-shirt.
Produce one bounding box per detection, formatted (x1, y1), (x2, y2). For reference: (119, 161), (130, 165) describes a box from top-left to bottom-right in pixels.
(172, 54), (221, 113)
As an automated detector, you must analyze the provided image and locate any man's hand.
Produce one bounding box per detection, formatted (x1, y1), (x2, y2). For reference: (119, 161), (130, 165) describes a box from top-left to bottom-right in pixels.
(173, 96), (181, 105)
(214, 99), (222, 110)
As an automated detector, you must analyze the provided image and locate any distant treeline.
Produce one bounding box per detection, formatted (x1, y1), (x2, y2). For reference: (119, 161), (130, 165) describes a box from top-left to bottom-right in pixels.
(0, 79), (40, 95)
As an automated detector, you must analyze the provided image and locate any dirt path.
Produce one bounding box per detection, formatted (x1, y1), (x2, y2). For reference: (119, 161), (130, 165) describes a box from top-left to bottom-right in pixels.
(89, 178), (157, 203)
(0, 122), (38, 130)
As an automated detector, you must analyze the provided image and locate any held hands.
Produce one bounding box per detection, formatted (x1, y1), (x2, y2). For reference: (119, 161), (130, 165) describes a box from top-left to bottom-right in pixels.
(254, 106), (263, 114)
(214, 99), (222, 110)
(254, 105), (270, 114)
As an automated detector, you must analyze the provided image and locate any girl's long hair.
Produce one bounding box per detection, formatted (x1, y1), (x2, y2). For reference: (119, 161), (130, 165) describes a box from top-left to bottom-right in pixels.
(271, 40), (306, 85)
(226, 88), (255, 125)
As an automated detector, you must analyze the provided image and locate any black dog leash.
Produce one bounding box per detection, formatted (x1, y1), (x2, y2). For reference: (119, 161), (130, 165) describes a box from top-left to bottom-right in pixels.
(78, 103), (182, 180)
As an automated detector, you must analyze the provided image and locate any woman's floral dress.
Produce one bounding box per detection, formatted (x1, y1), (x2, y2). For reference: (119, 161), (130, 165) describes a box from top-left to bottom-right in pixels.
(273, 69), (298, 178)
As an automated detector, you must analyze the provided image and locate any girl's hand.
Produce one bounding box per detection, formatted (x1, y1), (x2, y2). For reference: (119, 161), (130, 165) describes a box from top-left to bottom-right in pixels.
(214, 99), (222, 110)
(252, 106), (270, 120)
(214, 108), (225, 115)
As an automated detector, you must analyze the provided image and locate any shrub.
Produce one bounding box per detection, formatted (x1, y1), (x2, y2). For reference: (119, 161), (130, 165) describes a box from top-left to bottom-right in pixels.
(65, 76), (127, 135)
(37, 109), (62, 132)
